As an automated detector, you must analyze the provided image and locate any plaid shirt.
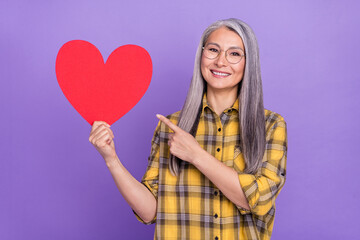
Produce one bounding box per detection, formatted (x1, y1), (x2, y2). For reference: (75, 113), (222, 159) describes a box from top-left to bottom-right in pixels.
(134, 94), (287, 240)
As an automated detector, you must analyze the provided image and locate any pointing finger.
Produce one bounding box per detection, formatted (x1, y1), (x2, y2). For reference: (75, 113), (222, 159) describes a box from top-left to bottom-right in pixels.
(156, 114), (181, 133)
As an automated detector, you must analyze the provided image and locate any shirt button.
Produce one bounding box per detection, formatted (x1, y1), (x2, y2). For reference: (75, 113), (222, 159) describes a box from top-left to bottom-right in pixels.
(218, 128), (221, 132)
(214, 213), (218, 219)
(214, 191), (218, 196)
(217, 148), (220, 152)
(215, 237), (219, 240)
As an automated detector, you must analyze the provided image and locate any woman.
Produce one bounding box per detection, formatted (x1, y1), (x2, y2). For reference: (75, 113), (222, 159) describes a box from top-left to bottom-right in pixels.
(89, 18), (287, 240)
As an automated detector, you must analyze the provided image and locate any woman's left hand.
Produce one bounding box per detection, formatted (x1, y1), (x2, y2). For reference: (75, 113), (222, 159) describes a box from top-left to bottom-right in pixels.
(156, 114), (205, 164)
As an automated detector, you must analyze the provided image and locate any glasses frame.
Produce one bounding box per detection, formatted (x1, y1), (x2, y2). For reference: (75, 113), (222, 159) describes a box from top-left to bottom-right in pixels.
(202, 44), (246, 64)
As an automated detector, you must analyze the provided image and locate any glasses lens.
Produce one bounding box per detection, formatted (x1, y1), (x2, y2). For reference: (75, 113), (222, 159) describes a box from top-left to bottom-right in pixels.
(226, 48), (244, 64)
(203, 44), (220, 59)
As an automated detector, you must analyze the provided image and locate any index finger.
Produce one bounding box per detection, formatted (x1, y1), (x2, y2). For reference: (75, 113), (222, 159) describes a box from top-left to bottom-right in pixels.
(156, 114), (181, 133)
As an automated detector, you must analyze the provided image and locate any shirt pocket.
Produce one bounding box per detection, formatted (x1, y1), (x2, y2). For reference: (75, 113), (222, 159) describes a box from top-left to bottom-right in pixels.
(233, 145), (246, 173)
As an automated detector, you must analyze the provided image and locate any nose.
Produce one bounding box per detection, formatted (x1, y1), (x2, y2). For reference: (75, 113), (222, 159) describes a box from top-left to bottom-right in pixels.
(214, 50), (227, 67)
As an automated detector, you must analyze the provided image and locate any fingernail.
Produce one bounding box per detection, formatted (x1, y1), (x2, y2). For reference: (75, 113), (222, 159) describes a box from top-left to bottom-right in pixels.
(156, 114), (161, 119)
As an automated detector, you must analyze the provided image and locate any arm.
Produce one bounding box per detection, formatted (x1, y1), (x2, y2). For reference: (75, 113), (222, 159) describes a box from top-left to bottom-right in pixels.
(235, 119), (287, 216)
(191, 149), (251, 210)
(156, 114), (250, 210)
(157, 114), (287, 216)
(105, 155), (157, 223)
(89, 121), (157, 223)
(195, 118), (288, 216)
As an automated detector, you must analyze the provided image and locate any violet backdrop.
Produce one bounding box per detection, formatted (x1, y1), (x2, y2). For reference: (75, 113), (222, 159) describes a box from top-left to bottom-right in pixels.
(1, 0), (359, 239)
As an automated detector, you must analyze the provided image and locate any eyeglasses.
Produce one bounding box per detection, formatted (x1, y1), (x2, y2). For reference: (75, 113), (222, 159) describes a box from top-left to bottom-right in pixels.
(202, 43), (245, 64)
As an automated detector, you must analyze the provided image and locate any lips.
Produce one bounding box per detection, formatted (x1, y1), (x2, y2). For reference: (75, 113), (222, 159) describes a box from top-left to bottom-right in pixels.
(211, 70), (231, 77)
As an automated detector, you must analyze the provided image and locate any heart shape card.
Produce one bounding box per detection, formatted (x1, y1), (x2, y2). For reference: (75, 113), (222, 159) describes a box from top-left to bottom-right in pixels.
(55, 40), (152, 125)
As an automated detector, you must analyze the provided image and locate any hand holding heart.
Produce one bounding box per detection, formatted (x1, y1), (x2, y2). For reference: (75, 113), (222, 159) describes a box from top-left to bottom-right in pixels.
(156, 114), (204, 164)
(89, 121), (116, 161)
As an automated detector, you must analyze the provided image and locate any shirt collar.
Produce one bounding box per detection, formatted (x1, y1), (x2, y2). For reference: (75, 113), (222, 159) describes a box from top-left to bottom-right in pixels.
(201, 92), (239, 115)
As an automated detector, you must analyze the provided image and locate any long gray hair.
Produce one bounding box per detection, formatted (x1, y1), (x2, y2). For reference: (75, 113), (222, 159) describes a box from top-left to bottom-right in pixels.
(170, 18), (266, 176)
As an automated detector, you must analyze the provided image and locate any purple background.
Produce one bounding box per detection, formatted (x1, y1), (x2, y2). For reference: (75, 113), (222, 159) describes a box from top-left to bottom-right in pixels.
(1, 0), (359, 239)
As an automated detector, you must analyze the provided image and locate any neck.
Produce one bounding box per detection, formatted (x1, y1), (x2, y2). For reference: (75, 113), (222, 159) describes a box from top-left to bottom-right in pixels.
(206, 86), (238, 116)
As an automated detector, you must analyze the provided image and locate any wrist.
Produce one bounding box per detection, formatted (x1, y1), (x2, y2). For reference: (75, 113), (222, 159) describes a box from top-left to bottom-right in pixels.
(191, 147), (209, 167)
(104, 155), (120, 168)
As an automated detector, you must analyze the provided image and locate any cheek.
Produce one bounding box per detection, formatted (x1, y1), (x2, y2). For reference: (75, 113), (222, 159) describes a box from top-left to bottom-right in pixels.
(200, 57), (208, 77)
(234, 62), (245, 78)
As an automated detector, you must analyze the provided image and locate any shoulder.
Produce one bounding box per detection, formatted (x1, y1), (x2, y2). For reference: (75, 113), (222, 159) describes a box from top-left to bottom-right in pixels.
(153, 111), (181, 134)
(166, 111), (181, 125)
(264, 109), (285, 122)
(264, 108), (287, 131)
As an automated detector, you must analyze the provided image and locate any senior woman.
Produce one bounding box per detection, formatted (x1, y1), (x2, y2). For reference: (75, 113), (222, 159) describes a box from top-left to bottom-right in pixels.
(89, 18), (287, 240)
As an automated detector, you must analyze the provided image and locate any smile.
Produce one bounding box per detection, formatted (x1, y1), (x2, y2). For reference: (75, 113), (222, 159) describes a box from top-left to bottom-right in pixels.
(211, 70), (231, 77)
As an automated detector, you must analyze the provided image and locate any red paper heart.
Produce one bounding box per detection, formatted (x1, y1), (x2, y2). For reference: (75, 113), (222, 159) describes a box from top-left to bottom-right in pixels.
(55, 40), (152, 125)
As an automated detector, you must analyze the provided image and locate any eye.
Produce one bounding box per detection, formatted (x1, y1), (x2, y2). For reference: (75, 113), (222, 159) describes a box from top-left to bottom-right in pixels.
(208, 47), (219, 53)
(229, 51), (241, 56)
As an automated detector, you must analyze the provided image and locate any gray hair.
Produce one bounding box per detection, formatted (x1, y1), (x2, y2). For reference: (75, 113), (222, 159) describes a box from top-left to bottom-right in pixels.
(170, 18), (266, 176)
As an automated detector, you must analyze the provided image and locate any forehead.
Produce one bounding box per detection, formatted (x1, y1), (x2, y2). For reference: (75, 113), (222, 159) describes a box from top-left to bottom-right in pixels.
(205, 27), (244, 49)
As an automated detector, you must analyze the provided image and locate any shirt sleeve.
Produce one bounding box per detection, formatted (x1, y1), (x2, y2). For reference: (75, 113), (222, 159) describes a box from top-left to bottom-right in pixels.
(236, 117), (287, 216)
(133, 121), (161, 224)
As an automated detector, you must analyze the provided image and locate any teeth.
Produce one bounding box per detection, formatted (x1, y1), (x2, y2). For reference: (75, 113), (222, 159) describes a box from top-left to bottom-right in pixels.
(212, 71), (230, 76)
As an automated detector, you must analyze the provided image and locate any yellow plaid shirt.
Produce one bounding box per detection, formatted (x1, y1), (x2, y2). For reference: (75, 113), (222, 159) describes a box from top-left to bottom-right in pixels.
(134, 94), (287, 240)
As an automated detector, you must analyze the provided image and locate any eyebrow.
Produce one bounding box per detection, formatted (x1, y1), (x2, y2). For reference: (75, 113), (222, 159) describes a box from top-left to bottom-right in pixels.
(206, 42), (244, 51)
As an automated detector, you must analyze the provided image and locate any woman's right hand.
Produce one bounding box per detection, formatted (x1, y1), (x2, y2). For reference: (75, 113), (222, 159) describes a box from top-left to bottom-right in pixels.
(89, 121), (157, 223)
(89, 121), (116, 161)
